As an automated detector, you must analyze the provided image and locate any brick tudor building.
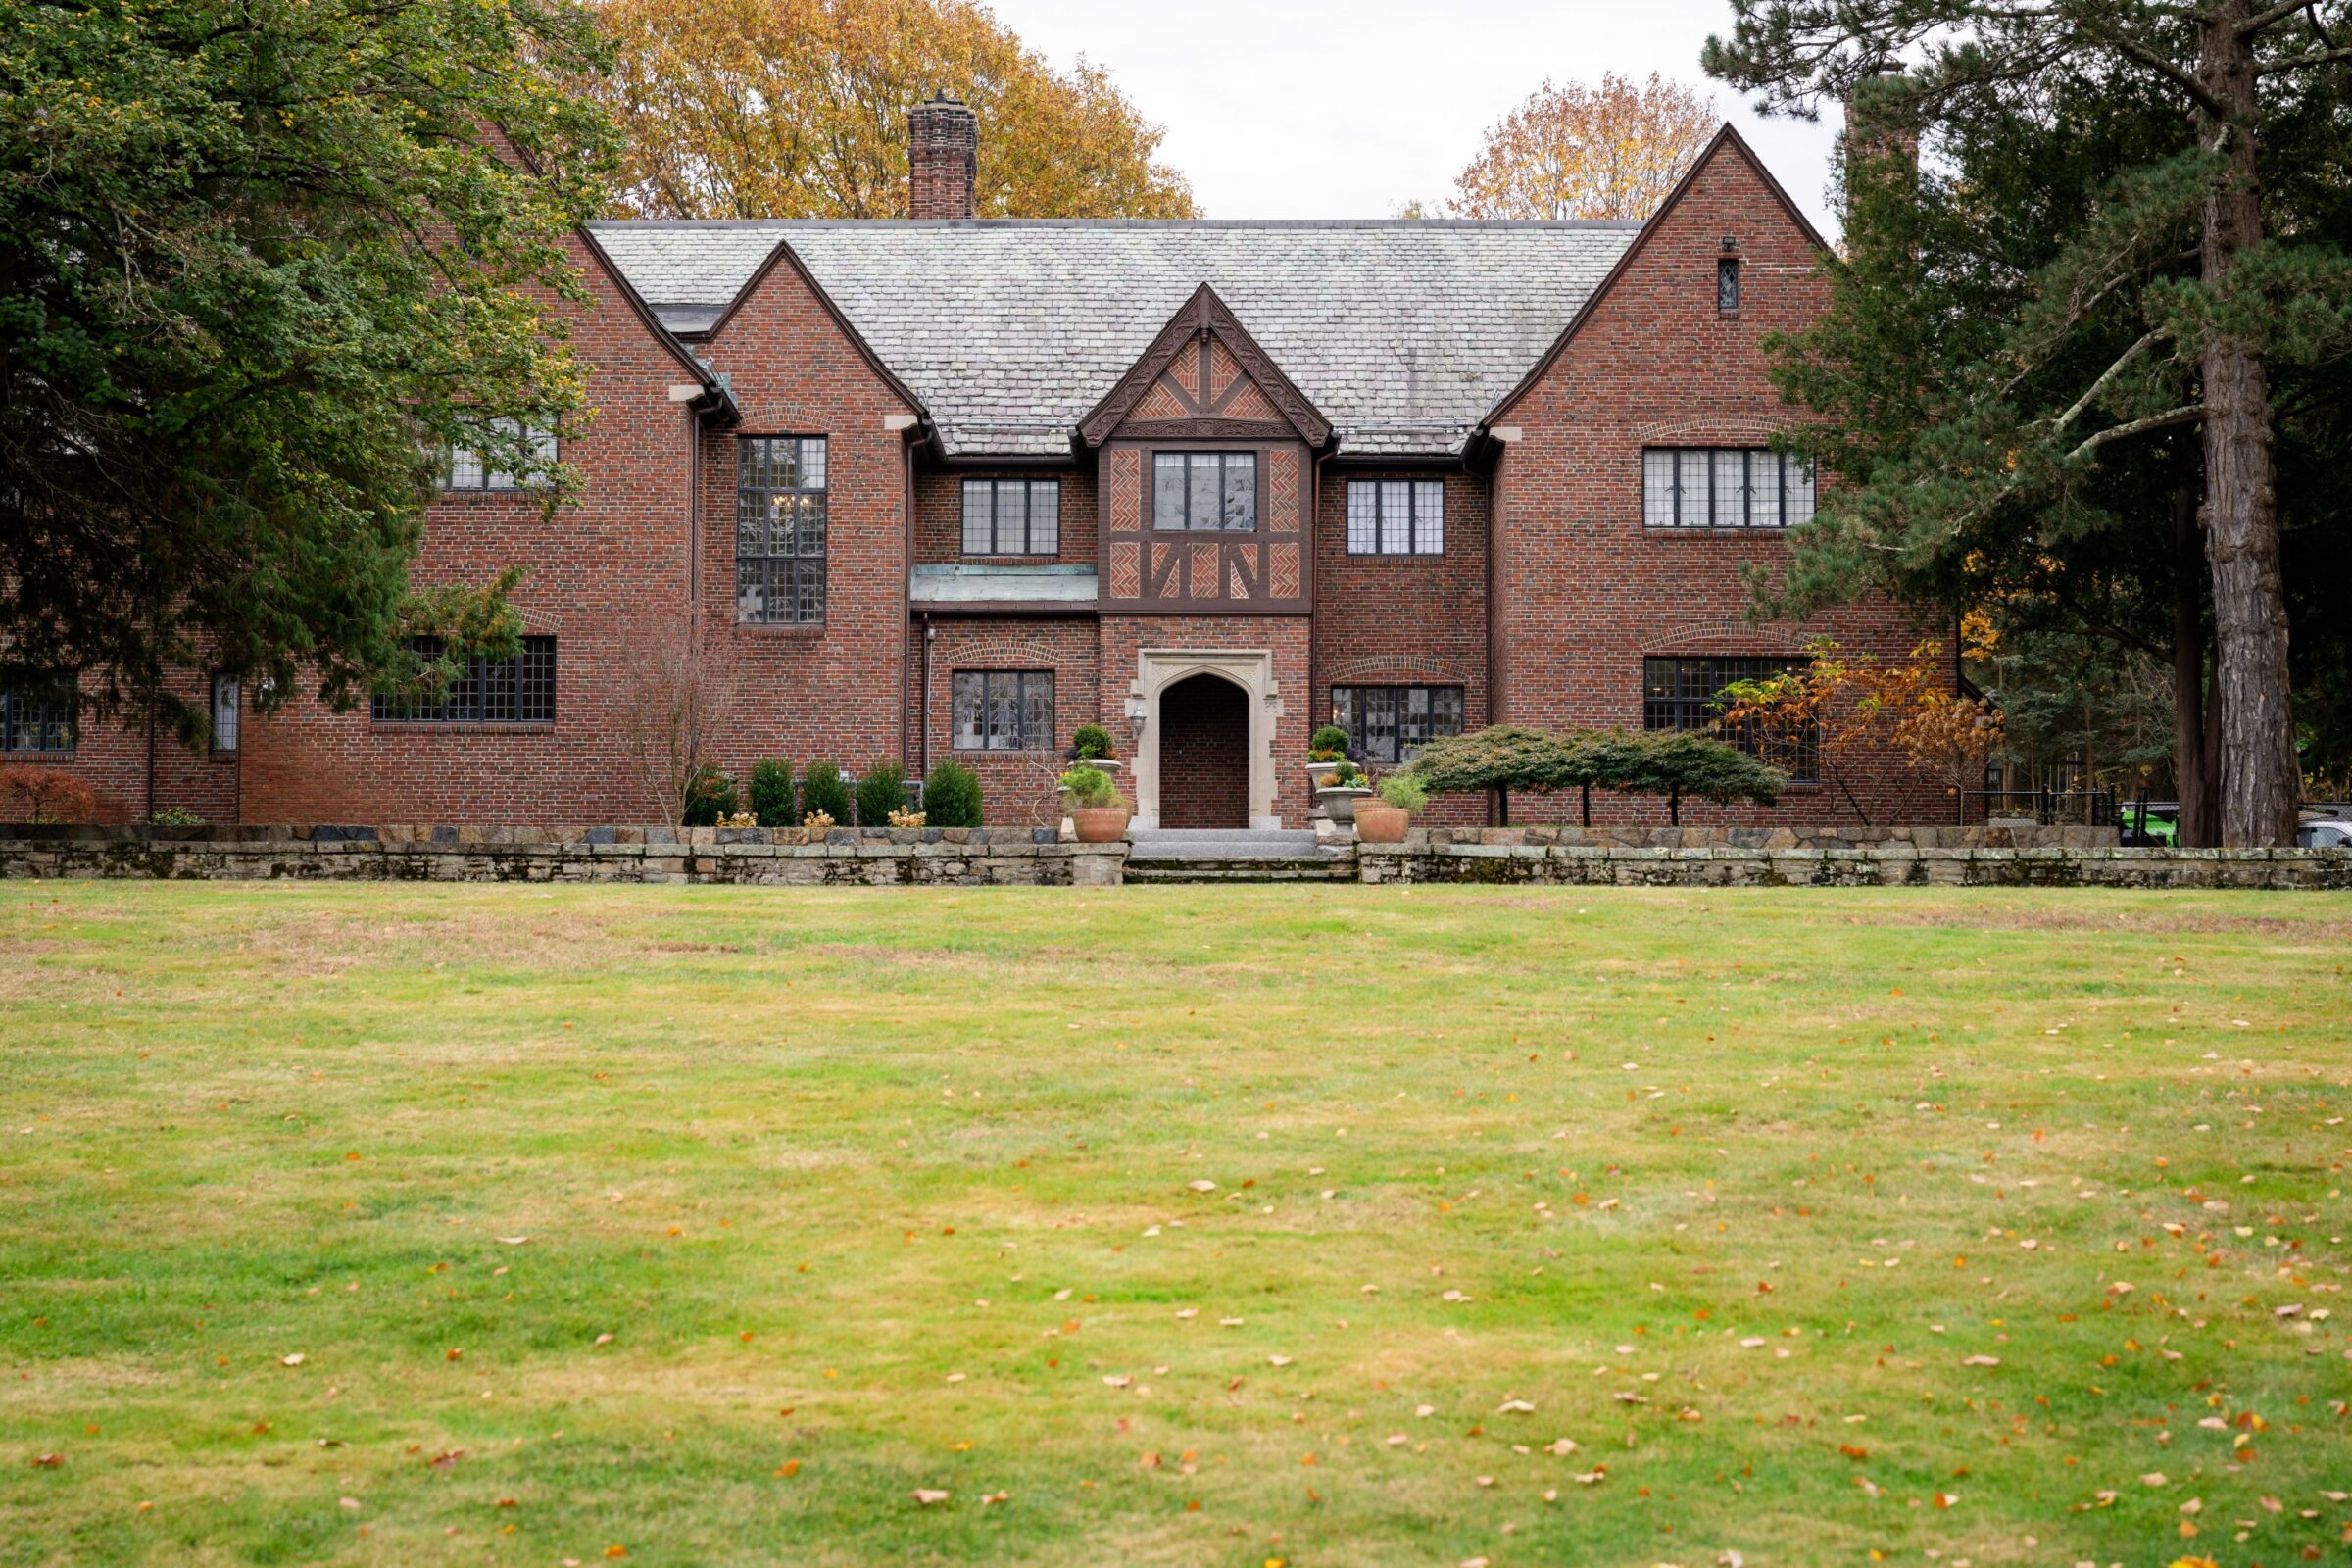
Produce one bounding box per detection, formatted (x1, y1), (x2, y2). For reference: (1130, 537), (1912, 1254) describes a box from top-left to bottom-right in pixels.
(16, 104), (1937, 832)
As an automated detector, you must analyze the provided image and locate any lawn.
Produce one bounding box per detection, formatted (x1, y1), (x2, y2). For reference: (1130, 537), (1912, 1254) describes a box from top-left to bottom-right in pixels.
(1, 882), (2347, 1568)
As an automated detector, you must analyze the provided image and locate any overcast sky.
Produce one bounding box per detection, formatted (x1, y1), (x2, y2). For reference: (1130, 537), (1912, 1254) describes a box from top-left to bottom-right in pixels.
(988, 0), (1843, 234)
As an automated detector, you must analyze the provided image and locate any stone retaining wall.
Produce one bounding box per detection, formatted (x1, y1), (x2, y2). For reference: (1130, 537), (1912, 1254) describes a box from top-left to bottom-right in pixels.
(4, 824), (2345, 892)
(1360, 835), (2352, 891)
(1424, 822), (2117, 851)
(0, 824), (1124, 888)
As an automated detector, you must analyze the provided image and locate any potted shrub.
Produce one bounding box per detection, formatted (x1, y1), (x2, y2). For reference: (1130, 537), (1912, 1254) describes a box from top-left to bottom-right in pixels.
(1059, 763), (1130, 843)
(1072, 722), (1119, 775)
(1355, 770), (1426, 844)
(1305, 724), (1349, 799)
(1311, 757), (1373, 822)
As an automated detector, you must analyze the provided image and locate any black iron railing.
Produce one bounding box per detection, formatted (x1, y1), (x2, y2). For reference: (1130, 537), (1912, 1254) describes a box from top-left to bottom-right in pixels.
(1958, 787), (2119, 828)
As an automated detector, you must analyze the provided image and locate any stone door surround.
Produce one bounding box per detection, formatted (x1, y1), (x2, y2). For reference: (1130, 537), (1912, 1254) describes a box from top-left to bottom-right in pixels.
(1123, 648), (1283, 830)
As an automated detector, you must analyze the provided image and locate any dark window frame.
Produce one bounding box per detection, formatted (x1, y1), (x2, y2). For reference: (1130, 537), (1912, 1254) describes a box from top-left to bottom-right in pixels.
(951, 669), (1054, 752)
(442, 416), (558, 492)
(1641, 656), (1817, 781)
(1329, 684), (1465, 765)
(370, 635), (558, 726)
(1345, 478), (1446, 557)
(0, 678), (77, 754)
(209, 671), (240, 754)
(737, 435), (828, 625)
(960, 477), (1062, 556)
(1151, 450), (1258, 531)
(1641, 446), (1814, 530)
(1717, 257), (1741, 316)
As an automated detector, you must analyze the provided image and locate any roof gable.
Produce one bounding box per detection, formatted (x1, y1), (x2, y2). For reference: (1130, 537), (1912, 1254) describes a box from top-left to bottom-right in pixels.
(1482, 124), (1830, 430)
(1079, 284), (1332, 449)
(703, 236), (927, 417)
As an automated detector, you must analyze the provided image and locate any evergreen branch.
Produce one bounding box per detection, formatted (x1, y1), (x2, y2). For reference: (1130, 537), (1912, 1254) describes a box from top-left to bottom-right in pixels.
(2255, 41), (2352, 69)
(2079, 19), (2233, 115)
(2239, 0), (2318, 33)
(2051, 328), (2168, 433)
(2065, 403), (2206, 460)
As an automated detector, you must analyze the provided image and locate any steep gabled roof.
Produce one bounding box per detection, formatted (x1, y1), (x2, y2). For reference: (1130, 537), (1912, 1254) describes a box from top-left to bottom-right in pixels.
(1078, 283), (1332, 449)
(586, 218), (1641, 457)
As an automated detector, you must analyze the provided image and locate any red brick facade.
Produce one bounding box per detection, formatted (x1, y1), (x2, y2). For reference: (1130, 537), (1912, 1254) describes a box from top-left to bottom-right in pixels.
(16, 130), (1940, 831)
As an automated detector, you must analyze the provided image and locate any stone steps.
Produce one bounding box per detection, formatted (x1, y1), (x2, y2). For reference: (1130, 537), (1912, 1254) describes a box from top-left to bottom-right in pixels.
(1124, 855), (1357, 884)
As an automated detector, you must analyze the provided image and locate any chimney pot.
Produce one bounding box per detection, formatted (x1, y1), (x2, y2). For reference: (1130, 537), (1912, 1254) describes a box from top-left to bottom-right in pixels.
(908, 92), (978, 220)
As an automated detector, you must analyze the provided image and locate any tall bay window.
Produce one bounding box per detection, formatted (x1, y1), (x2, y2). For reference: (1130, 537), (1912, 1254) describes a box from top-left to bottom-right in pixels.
(738, 436), (827, 624)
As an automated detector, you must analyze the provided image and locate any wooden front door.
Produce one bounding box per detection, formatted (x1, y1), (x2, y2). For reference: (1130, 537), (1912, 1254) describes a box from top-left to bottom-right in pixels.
(1157, 673), (1250, 829)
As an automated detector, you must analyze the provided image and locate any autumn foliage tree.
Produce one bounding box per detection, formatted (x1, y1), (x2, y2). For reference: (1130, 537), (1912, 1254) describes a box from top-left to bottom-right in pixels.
(587, 0), (1197, 219)
(1447, 73), (1718, 220)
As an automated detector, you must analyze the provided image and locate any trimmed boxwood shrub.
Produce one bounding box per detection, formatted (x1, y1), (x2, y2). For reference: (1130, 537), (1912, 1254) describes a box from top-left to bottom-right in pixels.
(681, 762), (738, 826)
(1072, 723), (1113, 760)
(923, 760), (983, 827)
(855, 760), (907, 826)
(798, 760), (852, 824)
(746, 759), (795, 826)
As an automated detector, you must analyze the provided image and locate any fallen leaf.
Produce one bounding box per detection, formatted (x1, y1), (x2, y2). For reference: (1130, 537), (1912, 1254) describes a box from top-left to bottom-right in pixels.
(911, 1489), (950, 1505)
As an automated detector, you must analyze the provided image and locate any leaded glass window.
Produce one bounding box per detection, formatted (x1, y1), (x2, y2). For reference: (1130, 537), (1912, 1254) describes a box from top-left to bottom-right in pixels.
(738, 436), (827, 624)
(961, 478), (1061, 555)
(1152, 452), (1256, 530)
(951, 670), (1054, 751)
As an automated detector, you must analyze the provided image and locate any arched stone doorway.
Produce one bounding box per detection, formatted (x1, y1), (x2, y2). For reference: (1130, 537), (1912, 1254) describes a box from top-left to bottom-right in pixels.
(1125, 648), (1282, 829)
(1156, 673), (1250, 829)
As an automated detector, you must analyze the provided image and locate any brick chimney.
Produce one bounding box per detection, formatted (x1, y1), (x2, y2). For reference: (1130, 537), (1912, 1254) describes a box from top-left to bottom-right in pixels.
(908, 92), (978, 220)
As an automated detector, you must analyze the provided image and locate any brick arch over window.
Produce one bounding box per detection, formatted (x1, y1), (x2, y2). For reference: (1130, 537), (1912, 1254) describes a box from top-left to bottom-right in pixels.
(1645, 619), (1812, 658)
(1628, 416), (1791, 446)
(932, 633), (1068, 669)
(1325, 655), (1470, 687)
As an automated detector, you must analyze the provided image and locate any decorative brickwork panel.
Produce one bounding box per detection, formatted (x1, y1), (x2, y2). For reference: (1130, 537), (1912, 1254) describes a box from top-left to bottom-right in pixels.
(1226, 550), (1251, 601)
(1188, 541), (1220, 598)
(1268, 541), (1300, 599)
(1108, 541), (1141, 599)
(1108, 448), (1141, 533)
(1150, 541), (1179, 595)
(1266, 448), (1299, 532)
(1134, 375), (1192, 421)
(1220, 380), (1280, 422)
(1206, 338), (1242, 406)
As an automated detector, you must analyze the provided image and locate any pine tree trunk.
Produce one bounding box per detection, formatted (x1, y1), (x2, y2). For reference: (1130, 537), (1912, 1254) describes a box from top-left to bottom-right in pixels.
(2171, 486), (2217, 847)
(2199, 0), (2299, 846)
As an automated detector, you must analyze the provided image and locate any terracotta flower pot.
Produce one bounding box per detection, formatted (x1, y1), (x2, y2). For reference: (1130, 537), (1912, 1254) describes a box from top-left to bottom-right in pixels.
(1071, 806), (1131, 844)
(1354, 803), (1410, 844)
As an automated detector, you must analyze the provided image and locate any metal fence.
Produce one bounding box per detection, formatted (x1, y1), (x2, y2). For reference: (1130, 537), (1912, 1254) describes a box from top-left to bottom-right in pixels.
(1958, 787), (2120, 828)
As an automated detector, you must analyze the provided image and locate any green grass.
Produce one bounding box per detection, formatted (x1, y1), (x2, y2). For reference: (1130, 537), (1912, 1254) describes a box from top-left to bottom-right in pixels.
(2, 882), (2348, 1567)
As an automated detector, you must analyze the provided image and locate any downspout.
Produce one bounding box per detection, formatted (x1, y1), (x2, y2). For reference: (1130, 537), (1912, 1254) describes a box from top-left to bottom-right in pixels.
(143, 710), (156, 821)
(920, 615), (935, 781)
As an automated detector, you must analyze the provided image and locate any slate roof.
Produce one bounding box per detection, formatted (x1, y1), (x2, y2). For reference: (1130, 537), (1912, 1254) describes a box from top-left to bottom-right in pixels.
(584, 219), (1643, 457)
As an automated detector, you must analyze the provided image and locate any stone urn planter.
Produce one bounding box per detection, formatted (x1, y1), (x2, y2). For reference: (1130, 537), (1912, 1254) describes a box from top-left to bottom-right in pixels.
(1314, 785), (1373, 824)
(1354, 802), (1410, 843)
(1071, 806), (1131, 843)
